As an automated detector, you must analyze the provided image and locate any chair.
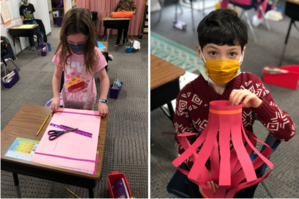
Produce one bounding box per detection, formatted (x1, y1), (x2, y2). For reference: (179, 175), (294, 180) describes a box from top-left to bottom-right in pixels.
(228, 0), (270, 42)
(167, 132), (281, 198)
(1, 43), (20, 76)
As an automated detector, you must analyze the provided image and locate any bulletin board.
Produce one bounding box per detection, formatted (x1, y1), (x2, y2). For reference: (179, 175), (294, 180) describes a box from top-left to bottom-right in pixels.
(0, 0), (23, 24)
(0, 0), (12, 24)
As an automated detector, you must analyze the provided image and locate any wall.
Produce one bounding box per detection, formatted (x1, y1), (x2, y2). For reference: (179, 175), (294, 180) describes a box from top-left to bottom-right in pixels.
(0, 0), (51, 54)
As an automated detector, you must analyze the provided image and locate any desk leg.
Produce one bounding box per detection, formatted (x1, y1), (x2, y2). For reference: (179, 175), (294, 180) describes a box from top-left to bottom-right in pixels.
(15, 37), (23, 53)
(103, 28), (107, 41)
(160, 102), (175, 123)
(190, 0), (195, 31)
(107, 29), (111, 41)
(13, 173), (22, 198)
(88, 188), (94, 198)
(279, 19), (293, 66)
(13, 36), (16, 54)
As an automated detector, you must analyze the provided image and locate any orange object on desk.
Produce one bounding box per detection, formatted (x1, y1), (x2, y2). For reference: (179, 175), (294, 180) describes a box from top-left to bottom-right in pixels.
(263, 65), (299, 90)
(112, 10), (133, 18)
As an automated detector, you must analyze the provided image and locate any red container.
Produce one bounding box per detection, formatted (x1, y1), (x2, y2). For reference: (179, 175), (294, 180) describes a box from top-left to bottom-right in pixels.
(108, 172), (132, 198)
(263, 65), (299, 90)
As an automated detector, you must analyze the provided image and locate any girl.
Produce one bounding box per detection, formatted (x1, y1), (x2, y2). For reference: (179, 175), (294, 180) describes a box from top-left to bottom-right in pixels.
(51, 8), (109, 117)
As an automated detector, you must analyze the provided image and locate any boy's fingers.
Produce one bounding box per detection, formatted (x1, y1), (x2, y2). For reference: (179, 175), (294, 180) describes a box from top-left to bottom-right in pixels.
(232, 90), (247, 105)
(211, 181), (216, 193)
(243, 95), (255, 107)
(230, 90), (241, 105)
(229, 89), (237, 102)
(215, 183), (219, 189)
(236, 92), (247, 105)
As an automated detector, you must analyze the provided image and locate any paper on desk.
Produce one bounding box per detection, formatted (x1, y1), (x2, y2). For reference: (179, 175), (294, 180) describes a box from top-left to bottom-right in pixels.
(133, 41), (140, 50)
(31, 108), (101, 172)
(17, 24), (36, 28)
(97, 41), (106, 51)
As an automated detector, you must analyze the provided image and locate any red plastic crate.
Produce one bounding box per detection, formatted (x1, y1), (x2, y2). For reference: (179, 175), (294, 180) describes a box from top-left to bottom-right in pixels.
(263, 65), (299, 90)
(108, 172), (132, 198)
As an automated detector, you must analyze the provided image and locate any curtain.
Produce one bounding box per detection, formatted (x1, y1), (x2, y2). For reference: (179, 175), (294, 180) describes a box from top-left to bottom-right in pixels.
(78, 0), (145, 36)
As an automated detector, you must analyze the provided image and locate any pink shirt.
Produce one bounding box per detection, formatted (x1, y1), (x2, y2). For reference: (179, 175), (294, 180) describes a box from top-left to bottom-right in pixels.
(52, 47), (107, 110)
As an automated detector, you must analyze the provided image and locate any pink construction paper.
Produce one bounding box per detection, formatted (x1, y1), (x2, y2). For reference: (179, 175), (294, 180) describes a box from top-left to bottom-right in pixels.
(173, 100), (273, 198)
(31, 108), (101, 172)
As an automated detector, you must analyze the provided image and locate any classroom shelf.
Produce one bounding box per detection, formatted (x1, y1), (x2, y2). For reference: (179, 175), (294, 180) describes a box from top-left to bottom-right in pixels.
(51, 0), (66, 27)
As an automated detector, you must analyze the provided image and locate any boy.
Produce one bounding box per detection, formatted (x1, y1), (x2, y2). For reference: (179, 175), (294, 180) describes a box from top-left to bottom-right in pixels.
(174, 9), (296, 197)
(111, 0), (137, 46)
(19, 0), (43, 51)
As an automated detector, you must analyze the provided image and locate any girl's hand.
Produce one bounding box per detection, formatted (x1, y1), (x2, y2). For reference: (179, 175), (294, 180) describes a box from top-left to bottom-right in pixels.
(50, 97), (60, 112)
(98, 102), (108, 117)
(229, 89), (262, 108)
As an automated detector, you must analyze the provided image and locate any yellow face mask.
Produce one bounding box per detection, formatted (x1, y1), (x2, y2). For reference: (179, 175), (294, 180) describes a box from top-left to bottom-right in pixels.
(205, 59), (240, 84)
(200, 47), (243, 85)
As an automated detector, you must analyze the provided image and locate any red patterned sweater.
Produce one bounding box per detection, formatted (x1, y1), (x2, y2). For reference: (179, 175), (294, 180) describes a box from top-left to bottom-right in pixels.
(174, 72), (296, 169)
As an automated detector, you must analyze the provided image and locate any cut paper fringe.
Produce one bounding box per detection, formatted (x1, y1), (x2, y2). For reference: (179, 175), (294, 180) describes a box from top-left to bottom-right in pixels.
(172, 100), (273, 198)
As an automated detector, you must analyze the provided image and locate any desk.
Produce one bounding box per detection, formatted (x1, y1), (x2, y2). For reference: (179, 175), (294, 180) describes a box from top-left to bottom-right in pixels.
(103, 18), (130, 43)
(1, 105), (107, 198)
(151, 54), (185, 121)
(101, 41), (108, 53)
(7, 25), (39, 58)
(278, 0), (299, 66)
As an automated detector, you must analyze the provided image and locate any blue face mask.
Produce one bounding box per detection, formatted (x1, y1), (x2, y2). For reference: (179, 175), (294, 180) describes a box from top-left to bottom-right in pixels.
(67, 42), (86, 51)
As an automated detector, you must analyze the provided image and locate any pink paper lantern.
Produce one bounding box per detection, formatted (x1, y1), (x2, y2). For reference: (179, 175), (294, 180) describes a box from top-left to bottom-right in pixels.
(172, 100), (273, 198)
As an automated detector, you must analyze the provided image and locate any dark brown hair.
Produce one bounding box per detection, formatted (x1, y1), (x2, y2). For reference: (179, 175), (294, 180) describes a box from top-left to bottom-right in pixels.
(55, 7), (97, 75)
(197, 9), (248, 51)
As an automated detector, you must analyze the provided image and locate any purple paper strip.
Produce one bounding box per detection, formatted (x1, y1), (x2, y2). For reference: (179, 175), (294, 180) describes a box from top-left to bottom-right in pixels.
(35, 152), (96, 163)
(56, 111), (99, 116)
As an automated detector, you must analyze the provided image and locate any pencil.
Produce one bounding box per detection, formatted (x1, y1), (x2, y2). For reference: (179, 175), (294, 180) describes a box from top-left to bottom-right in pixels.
(65, 187), (80, 198)
(36, 115), (50, 136)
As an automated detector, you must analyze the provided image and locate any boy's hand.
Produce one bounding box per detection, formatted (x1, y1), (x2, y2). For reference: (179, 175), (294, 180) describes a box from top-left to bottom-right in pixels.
(111, 12), (113, 17)
(207, 181), (219, 193)
(199, 181), (219, 194)
(98, 102), (108, 117)
(229, 89), (262, 108)
(50, 97), (60, 112)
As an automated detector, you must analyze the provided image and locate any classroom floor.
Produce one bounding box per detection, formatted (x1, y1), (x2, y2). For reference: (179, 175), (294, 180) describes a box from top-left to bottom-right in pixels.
(1, 25), (148, 197)
(151, 2), (299, 198)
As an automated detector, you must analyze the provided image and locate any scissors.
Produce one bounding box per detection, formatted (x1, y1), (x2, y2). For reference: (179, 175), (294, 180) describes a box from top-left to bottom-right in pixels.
(48, 128), (78, 140)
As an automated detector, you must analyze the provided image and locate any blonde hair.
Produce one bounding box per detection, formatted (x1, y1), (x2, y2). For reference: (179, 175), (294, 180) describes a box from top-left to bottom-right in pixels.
(55, 7), (98, 75)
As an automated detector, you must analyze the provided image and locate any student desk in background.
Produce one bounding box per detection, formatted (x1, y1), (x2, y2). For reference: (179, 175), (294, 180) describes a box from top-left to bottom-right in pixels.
(103, 18), (130, 43)
(279, 0), (299, 66)
(7, 24), (40, 58)
(1, 105), (107, 198)
(151, 54), (185, 122)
